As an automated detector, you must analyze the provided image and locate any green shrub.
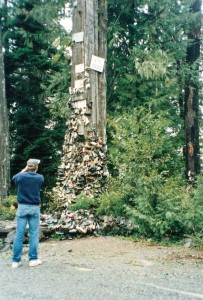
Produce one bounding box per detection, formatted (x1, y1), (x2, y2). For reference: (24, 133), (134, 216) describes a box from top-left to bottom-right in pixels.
(97, 180), (126, 216)
(97, 106), (200, 240)
(0, 196), (17, 221)
(190, 174), (203, 238)
(68, 192), (97, 211)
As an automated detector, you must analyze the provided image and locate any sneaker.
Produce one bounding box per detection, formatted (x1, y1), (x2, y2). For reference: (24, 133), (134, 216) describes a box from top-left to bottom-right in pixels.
(12, 262), (22, 268)
(29, 259), (42, 267)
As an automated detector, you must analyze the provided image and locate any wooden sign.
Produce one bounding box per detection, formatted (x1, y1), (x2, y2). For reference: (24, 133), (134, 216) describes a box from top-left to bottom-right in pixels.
(71, 93), (87, 101)
(74, 79), (84, 89)
(75, 100), (87, 109)
(69, 87), (85, 95)
(72, 32), (84, 43)
(69, 87), (76, 95)
(90, 55), (105, 72)
(75, 64), (85, 73)
(78, 123), (85, 135)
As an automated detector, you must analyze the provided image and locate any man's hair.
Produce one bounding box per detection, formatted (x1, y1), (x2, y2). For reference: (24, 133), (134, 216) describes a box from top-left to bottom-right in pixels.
(27, 165), (38, 171)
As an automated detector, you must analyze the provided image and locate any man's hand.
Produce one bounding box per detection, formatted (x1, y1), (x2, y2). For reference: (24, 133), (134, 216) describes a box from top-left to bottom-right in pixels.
(21, 166), (29, 173)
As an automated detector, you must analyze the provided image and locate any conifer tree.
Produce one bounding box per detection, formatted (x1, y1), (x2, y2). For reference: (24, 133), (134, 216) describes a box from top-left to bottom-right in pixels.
(3, 0), (69, 191)
(106, 0), (202, 181)
(0, 1), (10, 199)
(184, 0), (202, 180)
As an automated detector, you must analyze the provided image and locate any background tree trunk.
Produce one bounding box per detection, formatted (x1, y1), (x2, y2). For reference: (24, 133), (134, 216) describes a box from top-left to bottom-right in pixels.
(184, 0), (202, 181)
(0, 25), (10, 199)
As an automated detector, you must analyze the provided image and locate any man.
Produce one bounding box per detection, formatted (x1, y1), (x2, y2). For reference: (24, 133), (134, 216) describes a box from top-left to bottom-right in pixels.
(12, 158), (44, 268)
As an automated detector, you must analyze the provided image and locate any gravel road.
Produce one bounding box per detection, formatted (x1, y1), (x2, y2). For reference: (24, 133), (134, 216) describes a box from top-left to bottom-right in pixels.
(0, 236), (203, 300)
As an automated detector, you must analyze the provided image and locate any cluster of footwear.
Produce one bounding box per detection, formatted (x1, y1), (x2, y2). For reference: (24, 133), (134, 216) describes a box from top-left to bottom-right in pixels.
(53, 128), (109, 206)
(40, 209), (100, 236)
(99, 215), (138, 234)
(40, 210), (137, 237)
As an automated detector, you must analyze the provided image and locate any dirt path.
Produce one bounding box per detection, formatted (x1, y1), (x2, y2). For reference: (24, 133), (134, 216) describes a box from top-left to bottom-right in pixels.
(0, 236), (203, 300)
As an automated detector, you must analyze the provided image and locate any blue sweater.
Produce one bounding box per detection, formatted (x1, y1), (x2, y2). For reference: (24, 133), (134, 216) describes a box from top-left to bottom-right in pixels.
(12, 171), (44, 205)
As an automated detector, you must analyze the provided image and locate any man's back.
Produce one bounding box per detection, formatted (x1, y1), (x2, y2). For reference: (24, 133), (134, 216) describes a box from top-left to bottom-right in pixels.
(13, 171), (44, 205)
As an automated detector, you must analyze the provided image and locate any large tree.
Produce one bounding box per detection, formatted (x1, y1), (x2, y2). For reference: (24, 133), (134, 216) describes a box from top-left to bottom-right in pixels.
(184, 0), (202, 181)
(53, 0), (108, 205)
(106, 0), (202, 179)
(0, 6), (10, 199)
(3, 0), (69, 193)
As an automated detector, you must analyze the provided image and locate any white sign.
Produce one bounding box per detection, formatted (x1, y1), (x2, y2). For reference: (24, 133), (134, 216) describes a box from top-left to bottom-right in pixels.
(78, 124), (85, 135)
(75, 64), (85, 73)
(75, 100), (87, 109)
(74, 79), (84, 89)
(69, 87), (74, 94)
(90, 55), (105, 72)
(72, 32), (84, 43)
(69, 87), (85, 95)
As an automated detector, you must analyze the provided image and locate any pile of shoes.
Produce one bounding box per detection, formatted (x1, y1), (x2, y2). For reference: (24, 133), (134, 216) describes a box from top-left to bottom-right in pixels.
(53, 125), (109, 206)
(98, 215), (138, 234)
(40, 209), (100, 236)
(0, 213), (138, 250)
(40, 211), (138, 237)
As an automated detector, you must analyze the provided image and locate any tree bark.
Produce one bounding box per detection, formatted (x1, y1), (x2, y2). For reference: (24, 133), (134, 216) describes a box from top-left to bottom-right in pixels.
(98, 0), (107, 144)
(184, 0), (201, 181)
(0, 24), (10, 199)
(54, 0), (108, 205)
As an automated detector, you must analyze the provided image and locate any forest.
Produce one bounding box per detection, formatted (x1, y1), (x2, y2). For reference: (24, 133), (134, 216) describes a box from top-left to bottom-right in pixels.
(0, 0), (203, 242)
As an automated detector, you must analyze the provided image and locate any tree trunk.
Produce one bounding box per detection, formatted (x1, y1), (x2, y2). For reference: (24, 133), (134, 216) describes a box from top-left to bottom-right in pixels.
(54, 0), (108, 206)
(0, 25), (10, 199)
(184, 0), (201, 181)
(98, 0), (107, 144)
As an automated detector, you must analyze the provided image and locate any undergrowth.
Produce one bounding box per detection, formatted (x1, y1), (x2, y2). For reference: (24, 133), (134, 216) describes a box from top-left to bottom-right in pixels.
(0, 196), (17, 221)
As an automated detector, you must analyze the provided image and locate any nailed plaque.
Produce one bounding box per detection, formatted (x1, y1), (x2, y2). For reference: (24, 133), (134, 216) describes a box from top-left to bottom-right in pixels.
(71, 93), (87, 101)
(75, 100), (87, 109)
(74, 80), (84, 89)
(90, 55), (105, 72)
(75, 64), (85, 73)
(72, 32), (84, 43)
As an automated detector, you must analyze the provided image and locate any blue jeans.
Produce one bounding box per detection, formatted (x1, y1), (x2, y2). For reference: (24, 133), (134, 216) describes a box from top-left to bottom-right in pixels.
(13, 204), (40, 262)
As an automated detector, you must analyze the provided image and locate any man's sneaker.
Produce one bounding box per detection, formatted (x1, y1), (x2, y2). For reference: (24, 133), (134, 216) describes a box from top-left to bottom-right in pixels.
(11, 262), (22, 268)
(29, 259), (42, 267)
